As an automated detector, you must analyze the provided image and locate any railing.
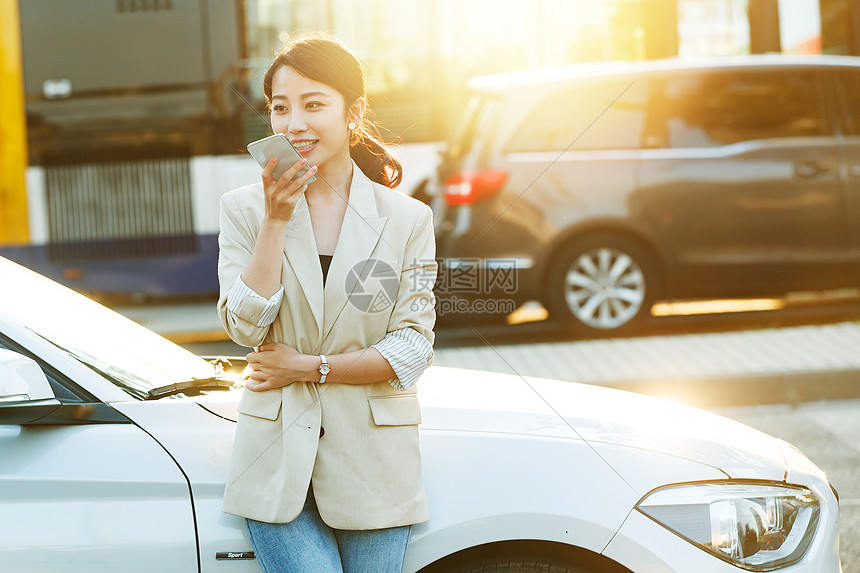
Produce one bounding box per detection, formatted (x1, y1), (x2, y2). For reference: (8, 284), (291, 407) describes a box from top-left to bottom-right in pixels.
(44, 157), (195, 260)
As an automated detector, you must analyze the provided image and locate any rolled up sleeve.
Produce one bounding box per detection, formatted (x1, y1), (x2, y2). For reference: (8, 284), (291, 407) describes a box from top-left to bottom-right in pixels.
(372, 327), (434, 391)
(225, 276), (284, 327)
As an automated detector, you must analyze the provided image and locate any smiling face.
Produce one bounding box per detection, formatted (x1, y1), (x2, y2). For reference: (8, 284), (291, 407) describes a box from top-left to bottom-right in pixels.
(269, 65), (360, 174)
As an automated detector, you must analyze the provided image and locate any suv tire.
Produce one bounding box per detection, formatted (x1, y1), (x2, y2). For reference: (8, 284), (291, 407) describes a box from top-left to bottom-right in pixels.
(547, 233), (658, 335)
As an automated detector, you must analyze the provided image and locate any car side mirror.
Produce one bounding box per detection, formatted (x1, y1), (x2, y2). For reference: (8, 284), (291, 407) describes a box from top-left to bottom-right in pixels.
(0, 349), (61, 425)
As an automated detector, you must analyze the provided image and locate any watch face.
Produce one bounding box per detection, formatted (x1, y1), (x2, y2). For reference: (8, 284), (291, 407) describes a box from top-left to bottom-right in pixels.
(319, 363), (331, 375)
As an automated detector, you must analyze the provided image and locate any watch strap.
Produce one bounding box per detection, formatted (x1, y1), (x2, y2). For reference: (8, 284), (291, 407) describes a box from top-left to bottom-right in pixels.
(318, 354), (329, 384)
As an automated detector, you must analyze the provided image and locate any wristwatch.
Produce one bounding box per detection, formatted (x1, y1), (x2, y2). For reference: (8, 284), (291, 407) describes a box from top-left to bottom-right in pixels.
(317, 355), (330, 384)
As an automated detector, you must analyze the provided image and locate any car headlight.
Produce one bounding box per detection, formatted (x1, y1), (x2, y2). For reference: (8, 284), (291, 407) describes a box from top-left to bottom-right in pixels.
(637, 482), (820, 571)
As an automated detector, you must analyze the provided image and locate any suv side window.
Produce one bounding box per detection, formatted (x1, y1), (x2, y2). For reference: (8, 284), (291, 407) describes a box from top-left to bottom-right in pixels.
(654, 69), (827, 148)
(836, 68), (860, 135)
(506, 75), (648, 153)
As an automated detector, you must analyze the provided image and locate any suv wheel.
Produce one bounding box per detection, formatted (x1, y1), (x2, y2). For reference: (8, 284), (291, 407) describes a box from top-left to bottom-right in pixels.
(547, 234), (657, 335)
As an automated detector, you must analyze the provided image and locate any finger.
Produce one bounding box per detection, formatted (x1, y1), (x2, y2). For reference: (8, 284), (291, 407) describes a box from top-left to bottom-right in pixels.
(261, 157), (278, 182)
(274, 158), (307, 186)
(244, 380), (269, 392)
(294, 165), (318, 187)
(248, 370), (267, 381)
(269, 170), (305, 207)
(281, 165), (318, 198)
(285, 181), (309, 201)
(245, 352), (260, 363)
(258, 343), (276, 352)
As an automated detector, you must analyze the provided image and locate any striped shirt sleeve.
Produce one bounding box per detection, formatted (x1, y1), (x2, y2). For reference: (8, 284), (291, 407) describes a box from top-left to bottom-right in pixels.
(224, 275), (284, 328)
(372, 327), (434, 391)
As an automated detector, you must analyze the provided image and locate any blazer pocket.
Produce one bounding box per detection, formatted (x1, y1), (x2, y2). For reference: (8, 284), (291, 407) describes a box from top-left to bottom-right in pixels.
(237, 389), (282, 421)
(367, 394), (422, 426)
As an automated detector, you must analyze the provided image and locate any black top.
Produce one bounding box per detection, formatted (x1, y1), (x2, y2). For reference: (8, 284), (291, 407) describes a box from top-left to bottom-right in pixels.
(319, 254), (333, 286)
(318, 254), (333, 439)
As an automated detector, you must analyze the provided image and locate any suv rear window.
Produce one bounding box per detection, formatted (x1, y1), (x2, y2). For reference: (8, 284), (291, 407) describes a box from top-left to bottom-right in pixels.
(654, 68), (828, 148)
(506, 75), (648, 153)
(447, 94), (496, 160)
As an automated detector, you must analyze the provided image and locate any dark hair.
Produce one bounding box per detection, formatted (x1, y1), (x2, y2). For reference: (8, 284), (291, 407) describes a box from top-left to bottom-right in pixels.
(263, 35), (402, 188)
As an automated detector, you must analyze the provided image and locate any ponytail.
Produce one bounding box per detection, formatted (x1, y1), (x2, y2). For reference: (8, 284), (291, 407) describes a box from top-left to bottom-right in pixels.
(350, 122), (403, 189)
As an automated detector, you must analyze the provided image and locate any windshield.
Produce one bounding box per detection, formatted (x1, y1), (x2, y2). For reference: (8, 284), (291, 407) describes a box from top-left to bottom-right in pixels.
(0, 258), (216, 400)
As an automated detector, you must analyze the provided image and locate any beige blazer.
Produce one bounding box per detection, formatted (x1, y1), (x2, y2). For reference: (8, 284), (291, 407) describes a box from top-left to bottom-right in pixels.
(217, 164), (436, 528)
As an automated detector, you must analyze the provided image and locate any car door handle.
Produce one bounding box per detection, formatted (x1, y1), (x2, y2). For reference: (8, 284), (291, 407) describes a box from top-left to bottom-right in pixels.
(793, 160), (829, 179)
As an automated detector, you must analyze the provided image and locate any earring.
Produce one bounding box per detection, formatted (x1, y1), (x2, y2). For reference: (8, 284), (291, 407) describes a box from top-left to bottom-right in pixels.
(348, 121), (357, 130)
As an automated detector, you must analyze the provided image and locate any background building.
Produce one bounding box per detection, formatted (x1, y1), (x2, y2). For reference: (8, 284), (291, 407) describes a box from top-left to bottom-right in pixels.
(244, 0), (860, 141)
(3, 0), (860, 299)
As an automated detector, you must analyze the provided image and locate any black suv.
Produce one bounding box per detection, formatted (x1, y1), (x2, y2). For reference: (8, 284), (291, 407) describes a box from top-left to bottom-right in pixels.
(431, 55), (860, 334)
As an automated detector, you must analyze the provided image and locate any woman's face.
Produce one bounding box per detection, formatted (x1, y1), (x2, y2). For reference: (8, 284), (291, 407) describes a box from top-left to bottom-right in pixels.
(269, 65), (355, 170)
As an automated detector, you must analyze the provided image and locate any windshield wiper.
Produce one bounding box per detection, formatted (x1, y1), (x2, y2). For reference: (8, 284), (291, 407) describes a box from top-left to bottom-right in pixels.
(145, 377), (238, 400)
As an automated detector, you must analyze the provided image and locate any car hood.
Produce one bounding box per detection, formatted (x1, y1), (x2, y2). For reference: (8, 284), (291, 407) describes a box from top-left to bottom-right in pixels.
(193, 366), (786, 481)
(525, 373), (786, 481)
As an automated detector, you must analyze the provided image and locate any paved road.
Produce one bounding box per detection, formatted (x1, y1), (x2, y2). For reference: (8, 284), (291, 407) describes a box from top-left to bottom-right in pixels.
(711, 400), (860, 572)
(182, 315), (860, 408)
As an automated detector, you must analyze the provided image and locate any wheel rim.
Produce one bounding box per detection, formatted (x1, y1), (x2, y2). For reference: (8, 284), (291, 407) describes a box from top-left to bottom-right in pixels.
(562, 247), (646, 329)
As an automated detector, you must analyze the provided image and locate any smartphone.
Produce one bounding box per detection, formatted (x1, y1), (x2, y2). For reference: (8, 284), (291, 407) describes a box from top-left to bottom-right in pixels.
(247, 133), (317, 184)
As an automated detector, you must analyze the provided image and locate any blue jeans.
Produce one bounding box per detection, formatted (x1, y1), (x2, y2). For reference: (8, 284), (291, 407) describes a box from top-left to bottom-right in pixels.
(246, 486), (411, 573)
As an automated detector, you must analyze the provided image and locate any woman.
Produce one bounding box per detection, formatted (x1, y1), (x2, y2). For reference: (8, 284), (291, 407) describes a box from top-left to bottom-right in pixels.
(216, 35), (436, 573)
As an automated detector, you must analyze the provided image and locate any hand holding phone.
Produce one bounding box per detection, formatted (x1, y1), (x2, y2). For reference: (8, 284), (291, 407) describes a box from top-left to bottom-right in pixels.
(247, 134), (317, 184)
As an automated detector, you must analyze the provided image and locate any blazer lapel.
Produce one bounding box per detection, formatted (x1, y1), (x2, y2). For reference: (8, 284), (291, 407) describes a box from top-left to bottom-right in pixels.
(284, 194), (324, 342)
(322, 166), (387, 344)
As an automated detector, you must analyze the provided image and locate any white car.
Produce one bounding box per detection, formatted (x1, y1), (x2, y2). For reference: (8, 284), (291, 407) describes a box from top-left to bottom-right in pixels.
(0, 256), (842, 573)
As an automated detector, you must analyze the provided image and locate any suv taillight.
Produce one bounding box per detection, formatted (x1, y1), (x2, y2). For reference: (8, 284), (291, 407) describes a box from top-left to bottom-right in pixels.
(443, 171), (507, 206)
